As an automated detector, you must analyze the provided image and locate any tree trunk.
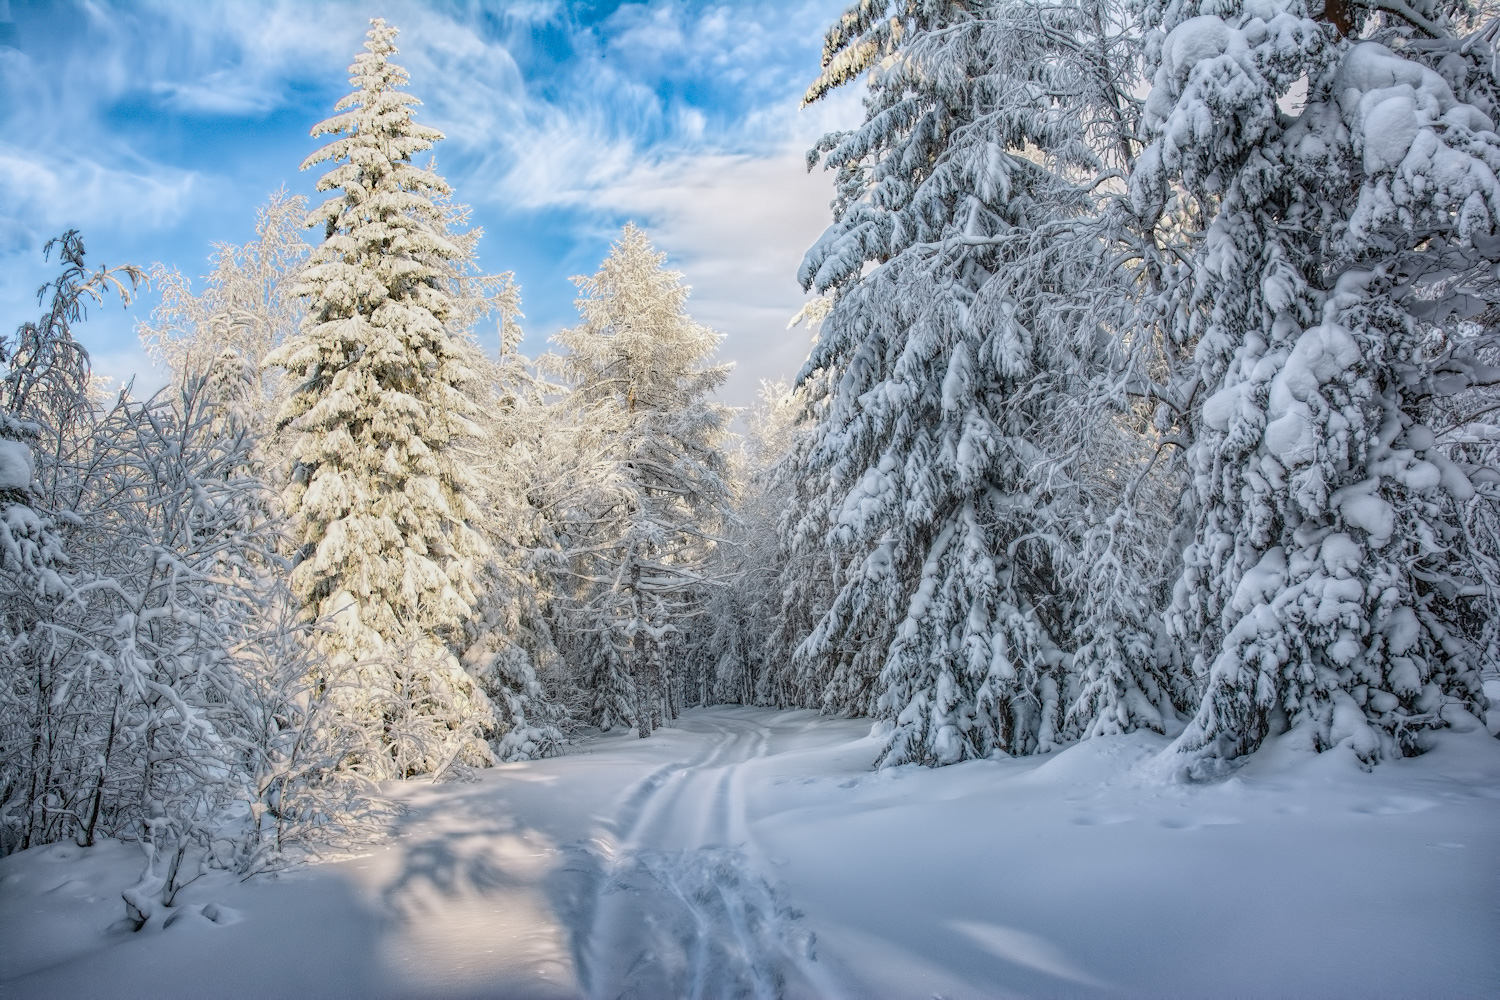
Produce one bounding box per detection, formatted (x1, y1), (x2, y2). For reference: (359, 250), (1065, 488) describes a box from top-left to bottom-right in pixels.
(82, 685), (123, 847)
(631, 565), (652, 739)
(1317, 0), (1352, 36)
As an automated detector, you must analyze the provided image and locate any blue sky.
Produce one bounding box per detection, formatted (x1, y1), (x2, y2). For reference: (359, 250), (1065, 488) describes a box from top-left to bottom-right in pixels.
(0, 0), (858, 407)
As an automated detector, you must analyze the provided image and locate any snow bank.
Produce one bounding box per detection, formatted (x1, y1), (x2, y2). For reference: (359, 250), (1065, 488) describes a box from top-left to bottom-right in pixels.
(2, 708), (1496, 999)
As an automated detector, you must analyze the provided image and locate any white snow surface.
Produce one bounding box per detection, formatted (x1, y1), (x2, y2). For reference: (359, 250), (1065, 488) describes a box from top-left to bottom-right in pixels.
(0, 439), (33, 492)
(2, 706), (1498, 999)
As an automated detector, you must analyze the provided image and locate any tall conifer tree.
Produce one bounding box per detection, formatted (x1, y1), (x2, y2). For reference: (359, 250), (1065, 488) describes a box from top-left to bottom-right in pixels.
(793, 0), (1155, 765)
(1134, 0), (1497, 771)
(553, 225), (732, 737)
(266, 19), (493, 776)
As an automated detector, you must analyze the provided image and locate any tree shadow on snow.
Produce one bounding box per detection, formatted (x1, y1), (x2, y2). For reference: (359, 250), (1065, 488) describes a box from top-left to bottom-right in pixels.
(378, 831), (528, 922)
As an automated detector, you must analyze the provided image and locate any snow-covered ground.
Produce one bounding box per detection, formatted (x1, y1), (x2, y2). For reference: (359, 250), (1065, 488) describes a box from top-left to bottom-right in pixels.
(3, 703), (1498, 999)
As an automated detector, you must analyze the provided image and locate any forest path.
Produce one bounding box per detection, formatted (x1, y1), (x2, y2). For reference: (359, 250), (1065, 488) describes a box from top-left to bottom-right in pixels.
(5, 706), (1497, 1000)
(611, 710), (772, 848)
(557, 710), (825, 1000)
(366, 707), (845, 1000)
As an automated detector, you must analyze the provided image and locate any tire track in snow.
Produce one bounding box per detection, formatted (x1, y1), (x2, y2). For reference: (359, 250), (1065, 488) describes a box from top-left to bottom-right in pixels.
(551, 713), (818, 1000)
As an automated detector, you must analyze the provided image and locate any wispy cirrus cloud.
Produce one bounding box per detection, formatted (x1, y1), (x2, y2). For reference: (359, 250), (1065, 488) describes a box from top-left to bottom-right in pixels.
(1, 0), (856, 407)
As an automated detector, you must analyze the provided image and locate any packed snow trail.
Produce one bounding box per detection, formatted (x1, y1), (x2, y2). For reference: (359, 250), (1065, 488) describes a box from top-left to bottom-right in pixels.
(550, 712), (819, 1000)
(610, 712), (771, 849)
(2, 705), (1499, 999)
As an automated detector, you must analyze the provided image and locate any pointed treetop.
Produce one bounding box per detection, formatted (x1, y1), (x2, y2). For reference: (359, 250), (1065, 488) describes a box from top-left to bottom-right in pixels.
(337, 17), (408, 110)
(295, 17), (455, 255)
(558, 223), (729, 417)
(300, 17), (444, 179)
(574, 223), (698, 340)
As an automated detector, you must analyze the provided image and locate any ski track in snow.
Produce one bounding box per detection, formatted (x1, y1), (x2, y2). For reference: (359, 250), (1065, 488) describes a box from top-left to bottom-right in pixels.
(559, 713), (817, 1000)
(614, 714), (771, 849)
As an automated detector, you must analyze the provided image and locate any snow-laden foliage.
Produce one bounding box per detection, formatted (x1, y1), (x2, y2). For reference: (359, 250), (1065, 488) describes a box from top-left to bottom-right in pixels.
(7, 2), (1499, 914)
(0, 233), (135, 856)
(680, 381), (809, 709)
(1, 236), (375, 891)
(49, 377), (375, 890)
(789, 0), (1173, 765)
(139, 188), (310, 412)
(265, 20), (500, 777)
(1133, 0), (1499, 771)
(549, 225), (733, 738)
(460, 289), (567, 762)
(774, 0), (1500, 773)
(743, 308), (873, 715)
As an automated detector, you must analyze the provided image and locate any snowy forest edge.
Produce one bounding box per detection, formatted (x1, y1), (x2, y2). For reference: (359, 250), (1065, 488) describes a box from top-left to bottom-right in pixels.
(4, 0), (1500, 914)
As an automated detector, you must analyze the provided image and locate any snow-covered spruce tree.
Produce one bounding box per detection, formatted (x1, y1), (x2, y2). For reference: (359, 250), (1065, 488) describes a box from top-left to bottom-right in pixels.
(795, 0), (1161, 764)
(1060, 393), (1196, 740)
(551, 225), (732, 737)
(1133, 0), (1498, 771)
(1435, 315), (1500, 668)
(265, 19), (496, 778)
(756, 306), (877, 714)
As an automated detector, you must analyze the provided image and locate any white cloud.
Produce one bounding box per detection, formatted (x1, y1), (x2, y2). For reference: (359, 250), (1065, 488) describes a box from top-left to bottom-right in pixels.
(136, 0), (361, 103)
(1, 0), (863, 415)
(0, 146), (199, 357)
(0, 150), (199, 247)
(0, 3), (346, 251)
(151, 76), (279, 115)
(90, 339), (171, 402)
(484, 64), (863, 408)
(488, 0), (565, 26)
(393, 0), (852, 221)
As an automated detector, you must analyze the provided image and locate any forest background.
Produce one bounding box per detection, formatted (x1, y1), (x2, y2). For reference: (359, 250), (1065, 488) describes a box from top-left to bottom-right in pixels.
(3, 0), (1500, 932)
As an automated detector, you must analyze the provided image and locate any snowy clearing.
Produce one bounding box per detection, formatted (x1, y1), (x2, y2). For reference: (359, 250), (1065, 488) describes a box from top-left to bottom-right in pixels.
(2, 705), (1498, 1000)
